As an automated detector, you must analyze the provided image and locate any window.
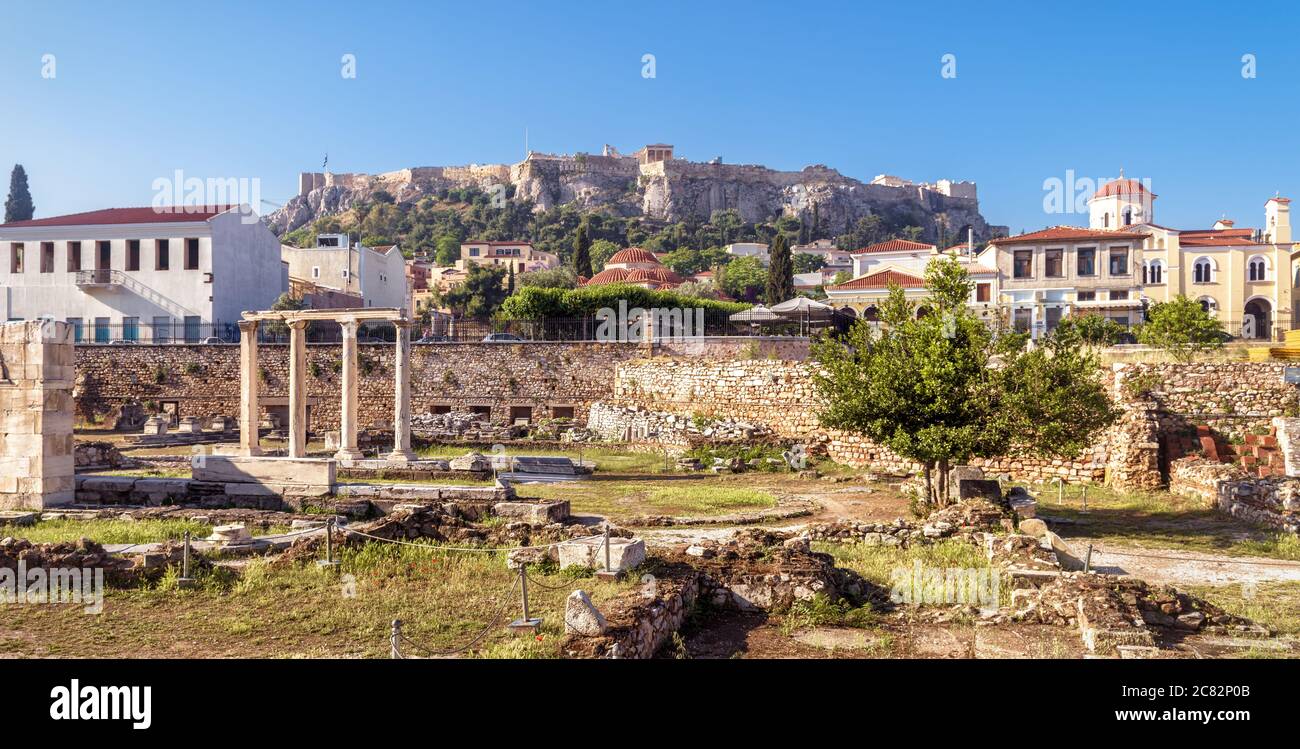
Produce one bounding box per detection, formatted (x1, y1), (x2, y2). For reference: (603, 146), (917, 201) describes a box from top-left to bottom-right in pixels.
(1248, 257), (1268, 281)
(1077, 290), (1096, 301)
(67, 241), (82, 272)
(96, 241), (112, 270)
(40, 242), (54, 273)
(122, 317), (139, 342)
(1193, 257), (1213, 283)
(975, 283), (991, 302)
(10, 243), (24, 273)
(470, 405), (491, 421)
(1122, 207), (1133, 226)
(1045, 306), (1063, 331)
(1103, 213), (1110, 228)
(155, 239), (170, 270)
(311, 266), (320, 279)
(432, 405), (452, 415)
(66, 318), (84, 343)
(1044, 249), (1064, 278)
(1199, 296), (1218, 316)
(1108, 248), (1129, 275)
(469, 247), (480, 257)
(509, 406), (533, 423)
(1143, 260), (1163, 285)
(185, 238), (199, 270)
(1077, 248), (1096, 276)
(127, 240), (141, 271)
(1109, 290), (1129, 300)
(1013, 250), (1033, 279)
(1012, 308), (1032, 333)
(552, 406), (576, 419)
(94, 317), (111, 344)
(341, 269), (350, 279)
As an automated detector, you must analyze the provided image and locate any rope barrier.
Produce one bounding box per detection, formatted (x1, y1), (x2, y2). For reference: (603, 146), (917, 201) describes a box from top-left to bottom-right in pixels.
(523, 572), (581, 591)
(342, 526), (604, 554)
(392, 575), (522, 658)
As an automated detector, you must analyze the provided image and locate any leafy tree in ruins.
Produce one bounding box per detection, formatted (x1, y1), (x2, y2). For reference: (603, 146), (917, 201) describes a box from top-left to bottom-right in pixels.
(812, 255), (1117, 506)
(5, 164), (34, 222)
(765, 233), (794, 305)
(437, 264), (509, 320)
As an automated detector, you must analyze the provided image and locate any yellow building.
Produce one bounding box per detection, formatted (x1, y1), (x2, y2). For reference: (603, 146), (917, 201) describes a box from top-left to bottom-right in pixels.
(987, 178), (1295, 341)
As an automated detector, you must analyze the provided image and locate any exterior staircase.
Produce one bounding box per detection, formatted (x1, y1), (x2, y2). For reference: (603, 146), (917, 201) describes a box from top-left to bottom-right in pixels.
(1248, 329), (1300, 361)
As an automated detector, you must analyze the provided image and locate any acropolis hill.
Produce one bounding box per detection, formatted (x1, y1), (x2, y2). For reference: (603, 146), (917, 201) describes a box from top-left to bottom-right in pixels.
(268, 143), (1006, 240)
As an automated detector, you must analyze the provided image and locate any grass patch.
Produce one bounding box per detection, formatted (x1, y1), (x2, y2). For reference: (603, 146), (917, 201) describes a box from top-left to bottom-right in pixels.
(5, 518), (212, 546)
(415, 445), (673, 474)
(519, 480), (776, 519)
(0, 538), (639, 658)
(779, 593), (878, 634)
(1183, 582), (1300, 637)
(1034, 482), (1300, 561)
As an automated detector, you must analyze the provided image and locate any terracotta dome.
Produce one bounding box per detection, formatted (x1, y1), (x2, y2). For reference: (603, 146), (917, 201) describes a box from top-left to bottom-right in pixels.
(606, 247), (660, 266)
(582, 267), (631, 286)
(1093, 178), (1155, 199)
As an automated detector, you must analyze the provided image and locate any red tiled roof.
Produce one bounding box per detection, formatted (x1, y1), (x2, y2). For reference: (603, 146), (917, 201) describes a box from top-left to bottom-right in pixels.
(829, 269), (926, 290)
(1267, 197), (1292, 204)
(582, 267), (632, 286)
(1092, 179), (1155, 199)
(1178, 228), (1259, 247)
(0, 205), (237, 229)
(852, 239), (936, 255)
(606, 247), (659, 265)
(988, 226), (1148, 246)
(627, 267), (684, 284)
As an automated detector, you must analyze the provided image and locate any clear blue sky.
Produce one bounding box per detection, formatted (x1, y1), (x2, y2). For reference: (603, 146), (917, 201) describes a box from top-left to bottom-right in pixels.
(2, 0), (1298, 234)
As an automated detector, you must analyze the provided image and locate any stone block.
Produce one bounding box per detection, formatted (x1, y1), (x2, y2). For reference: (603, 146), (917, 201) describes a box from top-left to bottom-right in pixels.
(564, 590), (608, 636)
(493, 500), (570, 524)
(193, 455), (335, 492)
(558, 536), (646, 573)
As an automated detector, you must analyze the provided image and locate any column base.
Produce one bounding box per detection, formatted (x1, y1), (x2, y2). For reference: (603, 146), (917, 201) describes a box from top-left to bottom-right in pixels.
(385, 449), (418, 462)
(333, 448), (366, 461)
(242, 446), (263, 457)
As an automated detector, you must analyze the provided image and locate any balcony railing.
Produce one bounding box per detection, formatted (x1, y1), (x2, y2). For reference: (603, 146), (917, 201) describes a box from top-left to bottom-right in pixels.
(74, 269), (123, 287)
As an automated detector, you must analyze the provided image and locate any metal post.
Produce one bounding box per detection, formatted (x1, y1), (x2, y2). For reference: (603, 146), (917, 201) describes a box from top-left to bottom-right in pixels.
(1081, 484), (1088, 513)
(178, 530), (195, 588)
(507, 563), (542, 633)
(390, 619), (402, 659)
(1057, 479), (1063, 504)
(596, 523), (618, 581)
(1083, 543), (1094, 574)
(318, 517), (340, 569)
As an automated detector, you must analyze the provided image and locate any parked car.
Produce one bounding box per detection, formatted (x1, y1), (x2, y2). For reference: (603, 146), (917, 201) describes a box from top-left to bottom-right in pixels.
(107, 339), (138, 345)
(199, 336), (229, 344)
(416, 334), (450, 343)
(481, 333), (525, 343)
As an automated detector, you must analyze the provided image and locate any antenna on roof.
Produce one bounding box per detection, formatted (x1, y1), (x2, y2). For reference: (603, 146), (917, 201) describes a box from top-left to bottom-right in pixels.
(323, 153), (329, 170)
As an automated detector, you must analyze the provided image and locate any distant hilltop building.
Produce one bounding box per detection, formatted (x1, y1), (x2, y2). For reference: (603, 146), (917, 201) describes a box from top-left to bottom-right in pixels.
(274, 143), (1002, 246)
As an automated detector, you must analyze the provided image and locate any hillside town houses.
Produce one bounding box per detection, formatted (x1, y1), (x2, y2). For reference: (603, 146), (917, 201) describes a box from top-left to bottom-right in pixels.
(2, 176), (1295, 344)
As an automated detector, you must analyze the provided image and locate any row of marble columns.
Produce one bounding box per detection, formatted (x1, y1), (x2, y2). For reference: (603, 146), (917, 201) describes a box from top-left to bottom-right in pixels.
(238, 317), (416, 462)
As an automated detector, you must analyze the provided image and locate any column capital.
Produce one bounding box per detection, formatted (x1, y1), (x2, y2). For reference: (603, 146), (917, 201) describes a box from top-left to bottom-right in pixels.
(393, 319), (414, 331)
(287, 319), (310, 331)
(339, 318), (360, 335)
(237, 319), (259, 334)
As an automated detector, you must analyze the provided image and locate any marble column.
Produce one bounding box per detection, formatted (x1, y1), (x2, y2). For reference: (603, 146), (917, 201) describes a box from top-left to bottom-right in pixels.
(287, 319), (309, 458)
(334, 318), (364, 461)
(386, 320), (417, 461)
(237, 319), (261, 456)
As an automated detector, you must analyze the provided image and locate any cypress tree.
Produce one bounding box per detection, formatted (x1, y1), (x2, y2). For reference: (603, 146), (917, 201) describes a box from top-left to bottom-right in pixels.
(573, 222), (593, 278)
(766, 233), (794, 305)
(5, 164), (34, 223)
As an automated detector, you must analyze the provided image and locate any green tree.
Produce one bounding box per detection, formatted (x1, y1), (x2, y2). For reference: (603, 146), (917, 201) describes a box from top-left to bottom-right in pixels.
(5, 164), (34, 223)
(507, 263), (516, 295)
(765, 234), (794, 304)
(1055, 313), (1125, 348)
(1136, 295), (1224, 361)
(573, 222), (593, 278)
(589, 239), (620, 273)
(720, 256), (767, 301)
(793, 252), (826, 274)
(434, 235), (460, 266)
(831, 270), (853, 286)
(519, 266), (578, 289)
(812, 256), (1117, 506)
(437, 264), (509, 320)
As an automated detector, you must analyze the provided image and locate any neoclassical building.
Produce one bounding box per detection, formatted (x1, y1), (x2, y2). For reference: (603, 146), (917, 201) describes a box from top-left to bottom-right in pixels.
(825, 239), (1000, 321)
(987, 178), (1295, 340)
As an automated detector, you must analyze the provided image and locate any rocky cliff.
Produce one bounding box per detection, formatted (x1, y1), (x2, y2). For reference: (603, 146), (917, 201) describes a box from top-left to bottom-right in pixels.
(268, 148), (1006, 242)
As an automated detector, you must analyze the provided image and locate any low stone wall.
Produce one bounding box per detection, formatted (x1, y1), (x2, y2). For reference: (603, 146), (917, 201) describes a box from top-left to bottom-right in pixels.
(585, 402), (773, 447)
(607, 359), (1290, 491)
(1169, 457), (1300, 534)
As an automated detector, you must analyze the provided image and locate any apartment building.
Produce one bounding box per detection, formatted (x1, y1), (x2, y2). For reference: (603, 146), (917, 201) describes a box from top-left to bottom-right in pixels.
(281, 234), (408, 310)
(457, 241), (559, 273)
(0, 205), (284, 342)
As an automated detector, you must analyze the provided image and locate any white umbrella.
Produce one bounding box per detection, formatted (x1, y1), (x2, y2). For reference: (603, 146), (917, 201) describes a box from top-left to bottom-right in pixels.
(770, 297), (834, 317)
(728, 305), (781, 323)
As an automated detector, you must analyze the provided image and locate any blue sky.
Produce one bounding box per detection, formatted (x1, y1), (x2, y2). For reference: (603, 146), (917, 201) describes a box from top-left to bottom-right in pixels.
(2, 0), (1298, 234)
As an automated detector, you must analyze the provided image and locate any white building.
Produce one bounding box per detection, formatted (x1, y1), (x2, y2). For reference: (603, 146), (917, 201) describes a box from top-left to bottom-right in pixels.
(0, 205), (285, 342)
(724, 242), (770, 265)
(281, 234), (408, 310)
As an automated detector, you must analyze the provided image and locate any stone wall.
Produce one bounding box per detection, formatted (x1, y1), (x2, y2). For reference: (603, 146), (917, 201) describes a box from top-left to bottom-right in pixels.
(607, 359), (1296, 490)
(74, 339), (814, 436)
(0, 321), (75, 509)
(1170, 457), (1300, 534)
